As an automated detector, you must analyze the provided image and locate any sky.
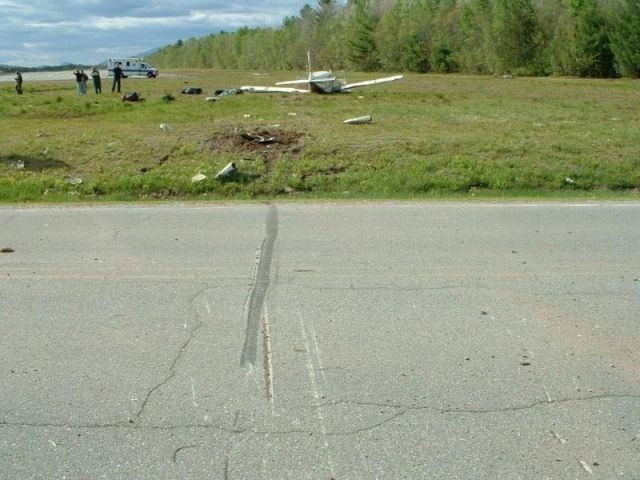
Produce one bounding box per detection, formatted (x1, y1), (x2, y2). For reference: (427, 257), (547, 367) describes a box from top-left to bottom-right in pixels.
(0, 0), (311, 67)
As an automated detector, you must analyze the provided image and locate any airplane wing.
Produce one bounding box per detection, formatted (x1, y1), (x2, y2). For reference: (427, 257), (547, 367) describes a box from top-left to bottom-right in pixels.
(240, 85), (309, 94)
(340, 75), (403, 91)
(276, 77), (337, 86)
(275, 79), (313, 86)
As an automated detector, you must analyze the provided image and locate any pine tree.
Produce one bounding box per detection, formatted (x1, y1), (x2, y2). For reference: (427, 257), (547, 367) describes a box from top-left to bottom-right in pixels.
(347, 0), (380, 71)
(573, 0), (615, 77)
(493, 0), (542, 73)
(397, 0), (435, 73)
(550, 0), (615, 76)
(610, 0), (640, 77)
(375, 0), (405, 70)
(456, 0), (495, 73)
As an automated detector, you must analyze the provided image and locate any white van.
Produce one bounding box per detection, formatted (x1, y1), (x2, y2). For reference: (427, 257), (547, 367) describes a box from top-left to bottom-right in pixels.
(107, 58), (158, 78)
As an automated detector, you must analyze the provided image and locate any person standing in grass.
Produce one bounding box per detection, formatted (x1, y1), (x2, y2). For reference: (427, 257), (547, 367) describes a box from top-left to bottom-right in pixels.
(91, 67), (102, 94)
(81, 70), (89, 95)
(15, 71), (23, 94)
(74, 70), (84, 95)
(111, 62), (123, 93)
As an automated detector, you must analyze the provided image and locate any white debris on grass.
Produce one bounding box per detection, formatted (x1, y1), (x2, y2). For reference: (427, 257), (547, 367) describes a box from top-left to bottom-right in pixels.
(65, 176), (82, 185)
(215, 162), (236, 179)
(191, 173), (207, 183)
(344, 115), (372, 124)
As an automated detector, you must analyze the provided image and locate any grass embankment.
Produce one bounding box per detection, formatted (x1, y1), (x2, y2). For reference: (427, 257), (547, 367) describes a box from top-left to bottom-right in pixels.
(0, 70), (638, 202)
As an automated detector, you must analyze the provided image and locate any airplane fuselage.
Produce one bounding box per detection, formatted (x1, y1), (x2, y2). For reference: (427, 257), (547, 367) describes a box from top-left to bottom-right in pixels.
(307, 71), (346, 94)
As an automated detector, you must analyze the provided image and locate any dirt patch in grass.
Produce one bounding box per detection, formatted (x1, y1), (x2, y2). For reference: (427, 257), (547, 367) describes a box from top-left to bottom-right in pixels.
(0, 155), (70, 172)
(200, 125), (306, 171)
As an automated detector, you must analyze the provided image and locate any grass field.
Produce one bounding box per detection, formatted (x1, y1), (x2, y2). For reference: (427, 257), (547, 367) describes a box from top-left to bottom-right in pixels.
(0, 69), (638, 202)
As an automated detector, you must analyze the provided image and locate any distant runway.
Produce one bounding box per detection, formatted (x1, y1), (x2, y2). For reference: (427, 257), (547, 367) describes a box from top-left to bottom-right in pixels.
(0, 70), (107, 82)
(0, 70), (185, 83)
(1, 202), (639, 479)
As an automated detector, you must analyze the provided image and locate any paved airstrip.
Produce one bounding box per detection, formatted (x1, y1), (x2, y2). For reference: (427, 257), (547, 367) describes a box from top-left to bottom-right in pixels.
(1, 202), (639, 479)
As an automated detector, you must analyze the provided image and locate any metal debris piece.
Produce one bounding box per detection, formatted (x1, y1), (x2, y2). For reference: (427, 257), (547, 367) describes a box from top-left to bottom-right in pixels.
(181, 87), (202, 95)
(213, 88), (243, 97)
(344, 115), (372, 124)
(215, 162), (236, 179)
(240, 132), (275, 144)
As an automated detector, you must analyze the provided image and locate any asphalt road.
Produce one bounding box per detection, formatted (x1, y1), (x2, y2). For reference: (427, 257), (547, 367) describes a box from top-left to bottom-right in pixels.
(1, 202), (639, 479)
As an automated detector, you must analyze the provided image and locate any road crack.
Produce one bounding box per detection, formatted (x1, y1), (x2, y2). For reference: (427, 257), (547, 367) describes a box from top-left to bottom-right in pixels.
(133, 288), (210, 422)
(4, 392), (638, 436)
(321, 392), (640, 417)
(172, 444), (197, 463)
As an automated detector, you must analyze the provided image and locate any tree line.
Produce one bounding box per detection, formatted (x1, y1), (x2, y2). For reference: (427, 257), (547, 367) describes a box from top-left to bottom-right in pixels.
(147, 0), (640, 78)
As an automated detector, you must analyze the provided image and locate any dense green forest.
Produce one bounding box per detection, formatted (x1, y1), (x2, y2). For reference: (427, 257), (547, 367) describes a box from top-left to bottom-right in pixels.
(147, 0), (640, 77)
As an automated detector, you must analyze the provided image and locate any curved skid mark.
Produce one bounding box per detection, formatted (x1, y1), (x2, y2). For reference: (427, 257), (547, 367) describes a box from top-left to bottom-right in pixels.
(240, 205), (278, 368)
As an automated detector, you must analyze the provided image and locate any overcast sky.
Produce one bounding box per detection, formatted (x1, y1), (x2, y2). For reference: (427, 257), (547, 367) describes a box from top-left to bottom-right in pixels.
(0, 0), (311, 66)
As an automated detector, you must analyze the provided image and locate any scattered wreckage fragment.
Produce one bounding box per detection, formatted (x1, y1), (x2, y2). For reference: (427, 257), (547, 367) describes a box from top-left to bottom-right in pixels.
(215, 162), (236, 179)
(181, 87), (202, 95)
(205, 88), (244, 101)
(240, 133), (275, 144)
(121, 92), (141, 102)
(343, 115), (372, 124)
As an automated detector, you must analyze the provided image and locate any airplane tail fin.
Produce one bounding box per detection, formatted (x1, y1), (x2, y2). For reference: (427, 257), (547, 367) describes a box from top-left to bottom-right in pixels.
(307, 51), (313, 92)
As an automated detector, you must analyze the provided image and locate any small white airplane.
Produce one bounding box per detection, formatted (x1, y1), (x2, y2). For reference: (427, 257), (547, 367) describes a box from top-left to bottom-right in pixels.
(240, 52), (403, 94)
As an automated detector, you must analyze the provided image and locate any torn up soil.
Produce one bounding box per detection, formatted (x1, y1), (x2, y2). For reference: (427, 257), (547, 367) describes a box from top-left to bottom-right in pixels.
(0, 155), (70, 172)
(200, 126), (307, 171)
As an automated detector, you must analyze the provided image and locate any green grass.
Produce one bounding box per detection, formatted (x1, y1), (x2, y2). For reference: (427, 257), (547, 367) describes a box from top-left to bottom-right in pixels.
(0, 70), (639, 202)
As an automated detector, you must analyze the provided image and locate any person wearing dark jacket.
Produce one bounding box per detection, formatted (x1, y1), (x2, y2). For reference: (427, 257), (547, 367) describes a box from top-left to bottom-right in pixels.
(111, 63), (123, 93)
(15, 72), (23, 94)
(91, 67), (102, 94)
(74, 70), (85, 95)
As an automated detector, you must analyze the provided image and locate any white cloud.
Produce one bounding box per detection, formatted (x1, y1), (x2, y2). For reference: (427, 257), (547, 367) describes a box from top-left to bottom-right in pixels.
(88, 15), (176, 30)
(0, 0), (312, 66)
